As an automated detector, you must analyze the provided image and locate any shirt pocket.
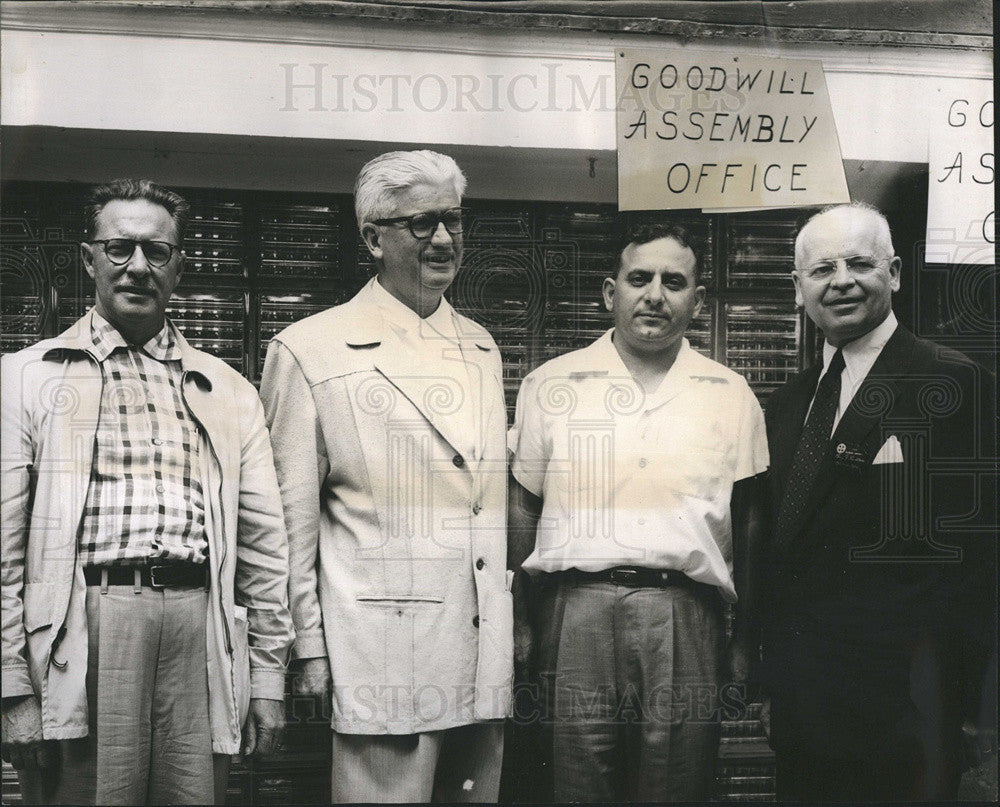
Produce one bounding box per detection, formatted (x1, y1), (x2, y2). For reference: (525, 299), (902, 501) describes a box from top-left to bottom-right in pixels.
(653, 413), (730, 502)
(666, 444), (728, 501)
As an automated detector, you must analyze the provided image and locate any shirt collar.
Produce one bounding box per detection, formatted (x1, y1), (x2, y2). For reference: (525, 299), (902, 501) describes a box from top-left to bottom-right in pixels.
(822, 310), (898, 383)
(89, 309), (180, 363)
(593, 329), (698, 379)
(371, 276), (456, 342)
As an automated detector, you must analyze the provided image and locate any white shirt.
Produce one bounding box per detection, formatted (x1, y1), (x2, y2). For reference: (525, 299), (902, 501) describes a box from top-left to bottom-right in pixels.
(814, 311), (898, 434)
(370, 278), (480, 462)
(510, 330), (769, 602)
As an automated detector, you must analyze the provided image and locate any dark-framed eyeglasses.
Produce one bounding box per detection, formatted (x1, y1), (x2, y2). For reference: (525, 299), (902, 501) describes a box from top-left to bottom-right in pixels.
(370, 207), (465, 239)
(88, 239), (180, 268)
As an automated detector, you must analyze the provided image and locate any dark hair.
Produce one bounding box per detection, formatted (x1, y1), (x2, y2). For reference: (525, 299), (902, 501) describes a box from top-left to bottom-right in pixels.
(84, 179), (190, 242)
(617, 222), (703, 283)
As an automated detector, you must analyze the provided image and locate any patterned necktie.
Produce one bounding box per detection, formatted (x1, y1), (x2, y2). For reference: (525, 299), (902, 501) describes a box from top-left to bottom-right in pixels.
(775, 348), (845, 541)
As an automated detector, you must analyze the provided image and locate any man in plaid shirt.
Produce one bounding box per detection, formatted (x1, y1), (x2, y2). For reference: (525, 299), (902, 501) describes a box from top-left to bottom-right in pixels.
(1, 180), (294, 805)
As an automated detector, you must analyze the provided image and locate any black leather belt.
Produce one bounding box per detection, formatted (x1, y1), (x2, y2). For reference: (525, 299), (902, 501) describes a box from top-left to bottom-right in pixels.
(549, 566), (716, 596)
(83, 563), (208, 590)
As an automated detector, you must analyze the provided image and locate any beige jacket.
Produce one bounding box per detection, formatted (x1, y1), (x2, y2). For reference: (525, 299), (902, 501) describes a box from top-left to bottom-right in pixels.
(260, 279), (513, 734)
(1, 311), (294, 754)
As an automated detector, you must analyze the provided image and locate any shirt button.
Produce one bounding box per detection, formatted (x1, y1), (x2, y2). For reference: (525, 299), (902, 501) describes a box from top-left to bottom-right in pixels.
(155, 484), (165, 494)
(638, 518), (646, 526)
(472, 615), (480, 628)
(476, 558), (485, 571)
(472, 503), (482, 516)
(638, 458), (647, 468)
(151, 438), (163, 446)
(453, 454), (464, 468)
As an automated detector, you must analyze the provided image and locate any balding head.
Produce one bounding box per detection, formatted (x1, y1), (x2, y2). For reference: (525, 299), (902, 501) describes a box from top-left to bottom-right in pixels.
(794, 203), (895, 271)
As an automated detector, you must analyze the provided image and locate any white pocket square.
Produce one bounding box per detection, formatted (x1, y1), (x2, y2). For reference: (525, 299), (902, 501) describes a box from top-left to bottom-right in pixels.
(872, 435), (904, 464)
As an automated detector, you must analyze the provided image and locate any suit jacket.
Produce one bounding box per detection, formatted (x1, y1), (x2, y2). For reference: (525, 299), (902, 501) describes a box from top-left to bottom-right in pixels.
(762, 323), (995, 760)
(259, 279), (513, 734)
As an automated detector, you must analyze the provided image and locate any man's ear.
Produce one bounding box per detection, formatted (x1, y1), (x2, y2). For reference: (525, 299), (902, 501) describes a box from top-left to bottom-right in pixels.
(81, 242), (97, 280)
(173, 251), (186, 288)
(888, 256), (901, 292)
(692, 285), (706, 319)
(791, 271), (804, 308)
(361, 223), (383, 260)
(602, 277), (616, 313)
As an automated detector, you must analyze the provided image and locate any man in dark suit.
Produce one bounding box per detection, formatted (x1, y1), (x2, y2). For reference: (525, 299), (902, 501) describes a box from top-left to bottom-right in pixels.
(760, 203), (996, 800)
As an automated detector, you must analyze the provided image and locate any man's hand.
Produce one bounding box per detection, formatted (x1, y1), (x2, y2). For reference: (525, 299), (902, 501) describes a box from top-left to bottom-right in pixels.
(1, 696), (58, 770)
(293, 656), (332, 702)
(242, 698), (286, 759)
(759, 697), (771, 741)
(960, 719), (997, 773)
(513, 615), (533, 684)
(725, 635), (755, 688)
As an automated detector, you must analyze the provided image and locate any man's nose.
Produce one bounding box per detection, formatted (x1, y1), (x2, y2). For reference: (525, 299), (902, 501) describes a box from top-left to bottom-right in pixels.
(644, 277), (666, 302)
(829, 260), (855, 288)
(430, 221), (454, 245)
(125, 244), (152, 275)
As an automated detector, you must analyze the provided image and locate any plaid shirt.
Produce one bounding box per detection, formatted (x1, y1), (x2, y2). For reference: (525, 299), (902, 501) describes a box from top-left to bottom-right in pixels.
(78, 311), (208, 567)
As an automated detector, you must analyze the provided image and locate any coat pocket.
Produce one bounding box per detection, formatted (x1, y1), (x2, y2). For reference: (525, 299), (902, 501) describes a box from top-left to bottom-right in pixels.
(22, 582), (55, 634)
(22, 582), (56, 694)
(232, 605), (251, 728)
(355, 594), (445, 604)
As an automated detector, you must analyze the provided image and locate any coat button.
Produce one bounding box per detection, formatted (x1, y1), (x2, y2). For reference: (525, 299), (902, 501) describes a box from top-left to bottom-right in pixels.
(472, 615), (480, 628)
(453, 454), (464, 468)
(472, 503), (482, 515)
(476, 558), (485, 571)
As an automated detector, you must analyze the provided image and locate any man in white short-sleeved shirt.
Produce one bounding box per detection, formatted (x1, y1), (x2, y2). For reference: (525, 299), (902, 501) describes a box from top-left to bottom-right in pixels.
(508, 223), (769, 802)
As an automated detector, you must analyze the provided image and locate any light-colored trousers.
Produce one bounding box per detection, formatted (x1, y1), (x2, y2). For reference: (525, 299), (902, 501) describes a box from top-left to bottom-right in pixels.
(331, 721), (504, 803)
(536, 578), (724, 802)
(18, 583), (224, 805)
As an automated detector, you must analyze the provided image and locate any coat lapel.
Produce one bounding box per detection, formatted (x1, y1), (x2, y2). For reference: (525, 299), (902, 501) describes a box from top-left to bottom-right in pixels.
(372, 334), (471, 462)
(342, 281), (499, 464)
(788, 326), (915, 539)
(772, 363), (821, 484)
(454, 315), (503, 466)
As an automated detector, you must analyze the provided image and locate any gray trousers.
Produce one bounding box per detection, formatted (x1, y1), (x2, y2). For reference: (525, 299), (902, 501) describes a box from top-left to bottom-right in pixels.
(18, 582), (220, 805)
(330, 721), (504, 803)
(536, 578), (724, 802)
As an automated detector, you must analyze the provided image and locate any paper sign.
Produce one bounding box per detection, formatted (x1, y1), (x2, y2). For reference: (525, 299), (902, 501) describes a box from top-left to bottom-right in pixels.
(925, 86), (995, 265)
(616, 49), (850, 212)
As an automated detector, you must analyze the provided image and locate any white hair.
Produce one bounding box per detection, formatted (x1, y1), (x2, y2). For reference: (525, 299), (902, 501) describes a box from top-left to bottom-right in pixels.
(353, 150), (467, 232)
(794, 202), (895, 269)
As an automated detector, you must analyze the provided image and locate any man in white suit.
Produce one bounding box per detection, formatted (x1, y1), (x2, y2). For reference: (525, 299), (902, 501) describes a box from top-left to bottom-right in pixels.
(260, 150), (513, 803)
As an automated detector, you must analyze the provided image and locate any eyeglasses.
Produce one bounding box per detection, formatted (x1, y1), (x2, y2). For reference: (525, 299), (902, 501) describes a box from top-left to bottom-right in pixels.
(88, 239), (180, 268)
(803, 255), (890, 279)
(370, 208), (464, 239)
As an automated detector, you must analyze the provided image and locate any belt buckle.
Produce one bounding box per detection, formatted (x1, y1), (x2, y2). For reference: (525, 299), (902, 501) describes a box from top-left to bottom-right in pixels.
(148, 564), (169, 590)
(609, 567), (639, 586)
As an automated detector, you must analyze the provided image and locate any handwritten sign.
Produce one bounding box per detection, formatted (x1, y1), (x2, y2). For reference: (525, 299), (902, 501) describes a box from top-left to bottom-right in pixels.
(925, 85), (994, 265)
(616, 49), (849, 211)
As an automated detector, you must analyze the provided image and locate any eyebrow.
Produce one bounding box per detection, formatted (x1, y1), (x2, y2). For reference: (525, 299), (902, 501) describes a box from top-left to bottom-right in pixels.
(626, 269), (688, 282)
(809, 254), (880, 265)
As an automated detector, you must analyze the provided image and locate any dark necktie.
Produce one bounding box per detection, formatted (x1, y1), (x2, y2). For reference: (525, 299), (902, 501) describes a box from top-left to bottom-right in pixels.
(775, 348), (846, 540)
